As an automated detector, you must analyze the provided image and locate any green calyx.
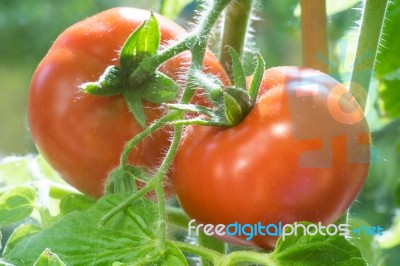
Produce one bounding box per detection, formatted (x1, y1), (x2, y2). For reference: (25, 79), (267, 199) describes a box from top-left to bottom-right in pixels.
(168, 47), (265, 128)
(79, 11), (179, 127)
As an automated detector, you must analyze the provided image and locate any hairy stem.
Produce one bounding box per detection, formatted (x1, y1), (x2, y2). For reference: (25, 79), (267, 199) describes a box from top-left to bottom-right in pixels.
(220, 0), (254, 81)
(120, 112), (177, 167)
(350, 0), (389, 110)
(152, 0), (233, 250)
(102, 0), (234, 250)
(169, 240), (223, 264)
(300, 0), (329, 73)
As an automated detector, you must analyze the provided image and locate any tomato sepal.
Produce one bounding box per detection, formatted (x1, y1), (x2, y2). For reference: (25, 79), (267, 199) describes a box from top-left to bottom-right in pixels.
(227, 46), (246, 90)
(79, 66), (125, 96)
(248, 53), (265, 103)
(104, 167), (138, 195)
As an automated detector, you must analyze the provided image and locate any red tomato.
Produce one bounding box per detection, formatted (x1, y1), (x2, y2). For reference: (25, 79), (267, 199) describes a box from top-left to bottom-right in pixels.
(172, 66), (370, 248)
(28, 8), (228, 198)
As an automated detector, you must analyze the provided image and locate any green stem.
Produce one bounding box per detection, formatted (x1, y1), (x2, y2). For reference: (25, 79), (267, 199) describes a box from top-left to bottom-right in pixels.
(159, 0), (167, 15)
(152, 125), (183, 249)
(219, 0), (254, 81)
(300, 0), (329, 73)
(120, 111), (177, 167)
(101, 0), (233, 252)
(168, 240), (223, 264)
(98, 177), (157, 226)
(217, 251), (276, 266)
(129, 37), (194, 86)
(155, 181), (167, 249)
(350, 0), (389, 110)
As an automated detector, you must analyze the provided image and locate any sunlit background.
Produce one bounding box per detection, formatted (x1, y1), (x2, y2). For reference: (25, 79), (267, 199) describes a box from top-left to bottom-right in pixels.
(1, 0), (361, 156)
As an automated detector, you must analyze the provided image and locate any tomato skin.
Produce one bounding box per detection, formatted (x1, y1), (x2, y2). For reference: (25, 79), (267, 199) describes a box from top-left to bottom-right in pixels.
(28, 8), (228, 198)
(172, 66), (370, 248)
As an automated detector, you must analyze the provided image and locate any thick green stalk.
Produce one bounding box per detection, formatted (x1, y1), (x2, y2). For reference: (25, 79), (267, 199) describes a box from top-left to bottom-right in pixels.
(350, 0), (389, 110)
(219, 0), (254, 81)
(169, 240), (223, 264)
(300, 0), (329, 73)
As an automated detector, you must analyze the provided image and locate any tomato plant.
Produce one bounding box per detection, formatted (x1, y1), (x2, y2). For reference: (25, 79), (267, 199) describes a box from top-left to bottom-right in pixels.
(28, 7), (228, 198)
(172, 66), (371, 248)
(1, 0), (397, 264)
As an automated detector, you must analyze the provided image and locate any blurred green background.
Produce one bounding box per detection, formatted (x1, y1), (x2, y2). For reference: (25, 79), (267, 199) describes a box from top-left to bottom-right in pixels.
(0, 0), (305, 156)
(0, 0), (369, 156)
(0, 0), (161, 156)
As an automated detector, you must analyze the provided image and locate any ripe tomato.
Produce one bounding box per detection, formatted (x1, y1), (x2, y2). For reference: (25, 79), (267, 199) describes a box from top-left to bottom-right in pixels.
(28, 8), (228, 198)
(172, 66), (370, 248)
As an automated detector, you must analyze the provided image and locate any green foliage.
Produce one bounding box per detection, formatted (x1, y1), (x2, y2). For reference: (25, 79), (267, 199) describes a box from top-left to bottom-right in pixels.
(375, 0), (400, 118)
(2, 195), (161, 266)
(160, 0), (193, 19)
(33, 249), (67, 266)
(0, 187), (36, 228)
(353, 120), (400, 227)
(271, 223), (366, 266)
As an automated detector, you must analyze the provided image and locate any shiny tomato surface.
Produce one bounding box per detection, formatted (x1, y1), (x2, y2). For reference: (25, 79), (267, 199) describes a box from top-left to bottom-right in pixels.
(172, 66), (370, 248)
(28, 8), (228, 198)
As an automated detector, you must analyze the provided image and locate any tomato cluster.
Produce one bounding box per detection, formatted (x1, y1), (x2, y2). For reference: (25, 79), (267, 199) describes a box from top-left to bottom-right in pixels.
(28, 8), (370, 249)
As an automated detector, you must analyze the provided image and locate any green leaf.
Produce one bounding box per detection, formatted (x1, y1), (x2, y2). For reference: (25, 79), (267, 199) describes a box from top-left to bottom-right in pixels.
(0, 261), (14, 266)
(225, 87), (252, 115)
(140, 72), (180, 103)
(120, 12), (160, 71)
(33, 249), (67, 266)
(272, 222), (367, 266)
(3, 224), (42, 255)
(35, 156), (65, 184)
(377, 212), (400, 249)
(160, 0), (192, 19)
(347, 217), (383, 266)
(124, 91), (146, 127)
(0, 156), (34, 186)
(159, 243), (188, 266)
(3, 195), (159, 266)
(79, 66), (125, 96)
(136, 12), (160, 58)
(248, 53), (265, 103)
(352, 120), (400, 227)
(58, 194), (95, 217)
(375, 2), (400, 118)
(228, 46), (246, 90)
(223, 92), (243, 126)
(0, 186), (36, 228)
